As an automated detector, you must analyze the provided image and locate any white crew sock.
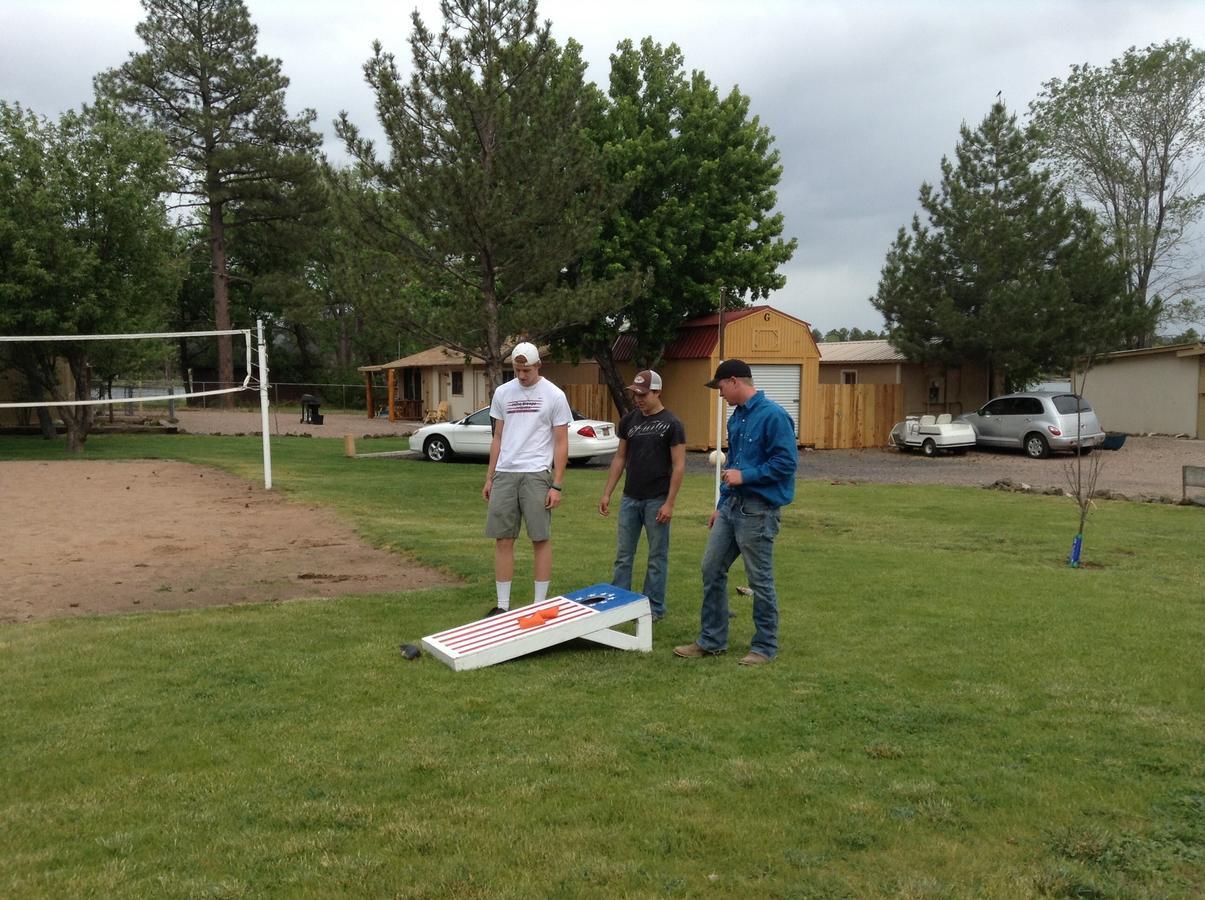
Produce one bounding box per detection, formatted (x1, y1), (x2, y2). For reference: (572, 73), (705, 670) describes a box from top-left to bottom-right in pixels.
(496, 581), (512, 610)
(534, 580), (550, 603)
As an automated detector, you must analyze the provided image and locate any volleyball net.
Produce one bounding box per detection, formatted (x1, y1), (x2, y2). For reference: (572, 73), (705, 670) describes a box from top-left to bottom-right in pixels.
(0, 321), (274, 488)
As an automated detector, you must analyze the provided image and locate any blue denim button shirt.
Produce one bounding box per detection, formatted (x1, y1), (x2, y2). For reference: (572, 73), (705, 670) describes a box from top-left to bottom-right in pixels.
(720, 390), (797, 509)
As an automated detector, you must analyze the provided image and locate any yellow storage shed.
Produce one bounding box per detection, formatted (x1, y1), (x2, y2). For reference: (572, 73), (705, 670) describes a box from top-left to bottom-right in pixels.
(614, 305), (820, 451)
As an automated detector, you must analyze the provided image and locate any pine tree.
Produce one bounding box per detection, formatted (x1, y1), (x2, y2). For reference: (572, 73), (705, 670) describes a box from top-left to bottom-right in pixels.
(337, 0), (624, 391)
(97, 0), (322, 403)
(873, 102), (1133, 390)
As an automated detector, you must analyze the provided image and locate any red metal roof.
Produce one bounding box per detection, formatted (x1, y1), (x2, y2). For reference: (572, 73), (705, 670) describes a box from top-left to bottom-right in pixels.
(681, 307), (764, 329)
(664, 326), (720, 359)
(612, 305), (812, 362)
(612, 325), (721, 361)
(612, 333), (637, 362)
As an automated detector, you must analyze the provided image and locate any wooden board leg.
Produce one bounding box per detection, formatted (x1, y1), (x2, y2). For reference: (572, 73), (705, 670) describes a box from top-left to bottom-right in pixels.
(579, 614), (653, 653)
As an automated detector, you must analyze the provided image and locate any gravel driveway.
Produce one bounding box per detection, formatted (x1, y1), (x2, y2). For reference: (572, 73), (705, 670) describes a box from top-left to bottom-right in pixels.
(748, 438), (1202, 501)
(174, 408), (1204, 501)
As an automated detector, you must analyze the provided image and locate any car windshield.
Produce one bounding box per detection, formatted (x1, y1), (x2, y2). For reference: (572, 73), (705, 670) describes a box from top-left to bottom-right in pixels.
(1052, 395), (1092, 414)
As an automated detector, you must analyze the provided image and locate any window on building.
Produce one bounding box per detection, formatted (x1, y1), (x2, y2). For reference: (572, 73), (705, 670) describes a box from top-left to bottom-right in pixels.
(842, 370), (858, 385)
(402, 368), (421, 400)
(451, 371), (464, 396)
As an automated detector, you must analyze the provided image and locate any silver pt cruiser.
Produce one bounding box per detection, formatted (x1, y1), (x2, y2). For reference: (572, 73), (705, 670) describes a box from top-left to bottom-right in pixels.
(956, 391), (1106, 459)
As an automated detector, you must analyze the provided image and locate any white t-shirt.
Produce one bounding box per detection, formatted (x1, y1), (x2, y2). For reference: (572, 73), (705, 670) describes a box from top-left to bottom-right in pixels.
(490, 376), (572, 472)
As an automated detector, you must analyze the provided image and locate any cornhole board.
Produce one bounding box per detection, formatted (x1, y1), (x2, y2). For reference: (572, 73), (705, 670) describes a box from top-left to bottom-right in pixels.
(421, 583), (651, 672)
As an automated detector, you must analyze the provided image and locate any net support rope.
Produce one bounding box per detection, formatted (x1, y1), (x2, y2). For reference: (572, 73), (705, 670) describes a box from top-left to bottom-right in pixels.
(1, 322), (273, 489)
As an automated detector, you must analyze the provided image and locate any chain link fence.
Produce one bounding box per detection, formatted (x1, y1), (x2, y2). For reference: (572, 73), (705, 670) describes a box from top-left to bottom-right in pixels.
(102, 381), (369, 414)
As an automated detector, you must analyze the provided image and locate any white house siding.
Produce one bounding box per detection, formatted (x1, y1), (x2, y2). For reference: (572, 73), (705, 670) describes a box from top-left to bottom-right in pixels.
(1088, 353), (1200, 437)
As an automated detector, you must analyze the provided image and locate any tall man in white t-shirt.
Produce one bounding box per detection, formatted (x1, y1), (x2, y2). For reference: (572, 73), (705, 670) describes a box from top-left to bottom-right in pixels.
(482, 342), (572, 616)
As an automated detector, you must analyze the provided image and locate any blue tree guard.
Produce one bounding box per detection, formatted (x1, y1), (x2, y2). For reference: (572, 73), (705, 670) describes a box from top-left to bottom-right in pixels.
(1068, 532), (1083, 568)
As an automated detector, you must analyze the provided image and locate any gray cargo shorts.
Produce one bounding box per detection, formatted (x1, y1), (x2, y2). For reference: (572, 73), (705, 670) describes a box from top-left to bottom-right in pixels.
(485, 470), (554, 541)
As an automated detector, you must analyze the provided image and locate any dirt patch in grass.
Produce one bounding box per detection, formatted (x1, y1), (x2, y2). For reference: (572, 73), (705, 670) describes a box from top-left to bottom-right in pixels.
(1, 460), (454, 624)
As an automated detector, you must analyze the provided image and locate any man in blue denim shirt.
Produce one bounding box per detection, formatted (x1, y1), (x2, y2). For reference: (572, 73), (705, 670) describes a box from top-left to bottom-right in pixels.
(675, 359), (797, 666)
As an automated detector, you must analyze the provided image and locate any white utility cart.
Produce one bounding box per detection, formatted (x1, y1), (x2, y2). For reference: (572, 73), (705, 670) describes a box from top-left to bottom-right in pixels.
(889, 414), (976, 457)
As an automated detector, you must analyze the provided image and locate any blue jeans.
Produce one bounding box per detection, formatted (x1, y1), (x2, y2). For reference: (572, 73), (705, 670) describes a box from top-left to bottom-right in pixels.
(611, 495), (671, 617)
(698, 495), (782, 658)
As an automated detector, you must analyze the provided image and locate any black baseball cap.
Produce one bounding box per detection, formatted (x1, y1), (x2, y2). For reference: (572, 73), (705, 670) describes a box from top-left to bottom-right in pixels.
(705, 359), (752, 388)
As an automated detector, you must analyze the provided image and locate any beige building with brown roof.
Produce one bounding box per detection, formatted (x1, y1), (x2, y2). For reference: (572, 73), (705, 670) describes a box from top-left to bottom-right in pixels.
(818, 340), (992, 419)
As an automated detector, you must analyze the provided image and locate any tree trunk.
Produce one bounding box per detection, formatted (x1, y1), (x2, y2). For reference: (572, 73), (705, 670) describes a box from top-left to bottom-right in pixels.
(293, 322), (314, 378)
(593, 336), (634, 417)
(27, 382), (59, 439)
(482, 265), (504, 397)
(338, 314), (351, 368)
(210, 197), (235, 408)
(36, 406), (57, 440)
(63, 352), (93, 454)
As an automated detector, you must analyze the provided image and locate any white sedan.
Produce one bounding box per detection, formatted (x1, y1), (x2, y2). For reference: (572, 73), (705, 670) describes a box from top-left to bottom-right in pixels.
(410, 406), (619, 464)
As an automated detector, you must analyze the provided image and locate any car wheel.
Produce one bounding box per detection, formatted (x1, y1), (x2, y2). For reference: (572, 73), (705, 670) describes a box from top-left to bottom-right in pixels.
(567, 456), (591, 467)
(922, 438), (937, 457)
(1024, 432), (1050, 459)
(1079, 446), (1093, 456)
(423, 435), (452, 462)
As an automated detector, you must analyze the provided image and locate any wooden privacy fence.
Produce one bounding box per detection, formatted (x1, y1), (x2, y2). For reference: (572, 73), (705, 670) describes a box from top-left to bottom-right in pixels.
(565, 382), (901, 449)
(816, 384), (903, 449)
(562, 384), (620, 424)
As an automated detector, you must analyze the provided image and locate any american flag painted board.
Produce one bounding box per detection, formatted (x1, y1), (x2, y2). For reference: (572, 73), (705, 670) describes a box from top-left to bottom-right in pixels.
(422, 583), (651, 671)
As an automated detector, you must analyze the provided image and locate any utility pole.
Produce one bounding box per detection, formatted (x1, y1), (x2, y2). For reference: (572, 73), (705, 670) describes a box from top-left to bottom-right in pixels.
(714, 287), (728, 502)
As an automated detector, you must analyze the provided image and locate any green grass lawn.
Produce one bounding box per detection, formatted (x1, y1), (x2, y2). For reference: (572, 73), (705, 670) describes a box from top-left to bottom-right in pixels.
(1, 435), (1202, 898)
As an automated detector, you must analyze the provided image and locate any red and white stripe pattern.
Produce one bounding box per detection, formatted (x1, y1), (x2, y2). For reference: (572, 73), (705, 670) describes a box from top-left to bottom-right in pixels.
(427, 599), (597, 658)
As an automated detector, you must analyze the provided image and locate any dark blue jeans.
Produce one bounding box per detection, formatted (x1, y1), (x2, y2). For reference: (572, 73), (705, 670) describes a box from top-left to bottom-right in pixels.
(698, 494), (782, 658)
(611, 495), (671, 617)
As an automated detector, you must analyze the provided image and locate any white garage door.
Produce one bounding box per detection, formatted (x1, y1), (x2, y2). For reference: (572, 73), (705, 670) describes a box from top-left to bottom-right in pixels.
(725, 364), (801, 438)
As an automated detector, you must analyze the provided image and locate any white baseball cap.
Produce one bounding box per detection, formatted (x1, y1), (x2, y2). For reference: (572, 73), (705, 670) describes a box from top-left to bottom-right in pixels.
(509, 341), (541, 365)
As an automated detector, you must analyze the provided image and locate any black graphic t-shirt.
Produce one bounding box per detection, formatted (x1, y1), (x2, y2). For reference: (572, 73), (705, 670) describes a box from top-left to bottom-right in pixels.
(619, 408), (686, 500)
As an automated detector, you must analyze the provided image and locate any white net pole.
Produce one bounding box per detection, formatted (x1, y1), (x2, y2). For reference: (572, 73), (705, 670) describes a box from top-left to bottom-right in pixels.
(256, 318), (273, 490)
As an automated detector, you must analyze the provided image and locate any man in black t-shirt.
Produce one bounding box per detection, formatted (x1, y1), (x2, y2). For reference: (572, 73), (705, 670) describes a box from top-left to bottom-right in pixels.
(598, 370), (686, 621)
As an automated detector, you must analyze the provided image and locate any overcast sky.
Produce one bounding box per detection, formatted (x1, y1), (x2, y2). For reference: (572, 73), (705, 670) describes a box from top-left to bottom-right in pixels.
(3, 0), (1204, 332)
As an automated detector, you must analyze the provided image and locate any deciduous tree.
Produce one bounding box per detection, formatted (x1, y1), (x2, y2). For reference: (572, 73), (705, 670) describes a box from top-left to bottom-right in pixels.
(551, 38), (796, 412)
(257, 166), (423, 383)
(1031, 39), (1205, 344)
(0, 102), (177, 451)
